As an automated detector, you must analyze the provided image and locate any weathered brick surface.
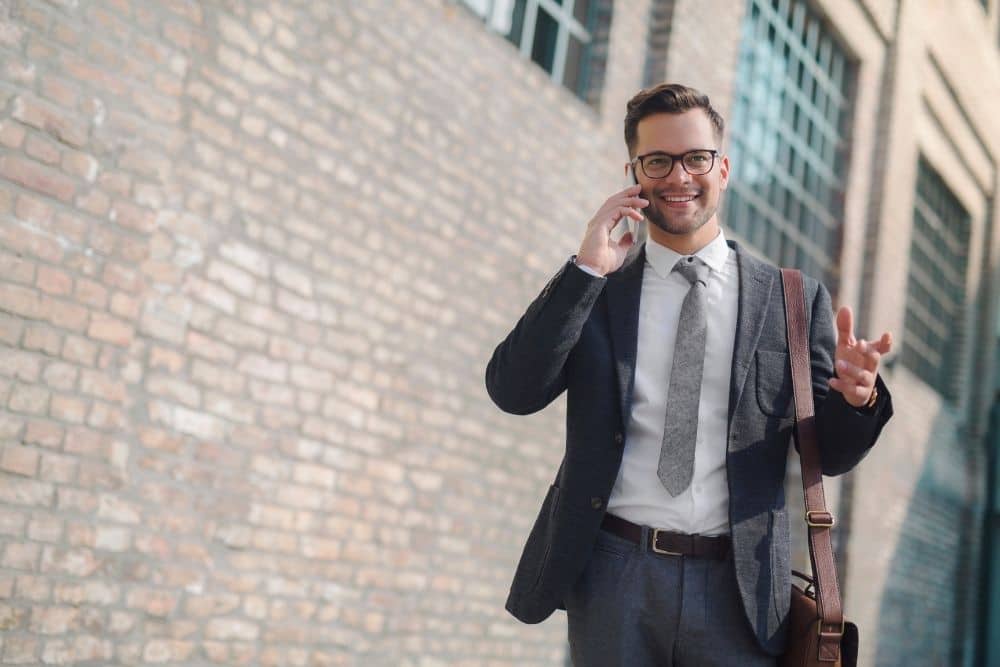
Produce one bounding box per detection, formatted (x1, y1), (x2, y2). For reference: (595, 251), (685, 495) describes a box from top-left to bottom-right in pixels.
(0, 0), (996, 665)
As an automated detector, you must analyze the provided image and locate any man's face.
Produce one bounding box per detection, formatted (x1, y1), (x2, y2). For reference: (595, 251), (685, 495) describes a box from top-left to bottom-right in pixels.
(631, 110), (730, 242)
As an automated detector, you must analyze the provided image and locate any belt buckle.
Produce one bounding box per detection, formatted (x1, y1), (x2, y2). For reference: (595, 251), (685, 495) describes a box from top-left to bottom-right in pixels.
(650, 528), (682, 557)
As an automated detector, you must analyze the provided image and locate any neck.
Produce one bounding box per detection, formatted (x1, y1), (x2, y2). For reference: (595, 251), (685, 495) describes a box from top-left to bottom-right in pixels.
(647, 218), (721, 256)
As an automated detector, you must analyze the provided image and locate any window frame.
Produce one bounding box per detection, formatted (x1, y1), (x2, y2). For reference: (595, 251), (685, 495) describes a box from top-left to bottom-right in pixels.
(458, 0), (598, 99)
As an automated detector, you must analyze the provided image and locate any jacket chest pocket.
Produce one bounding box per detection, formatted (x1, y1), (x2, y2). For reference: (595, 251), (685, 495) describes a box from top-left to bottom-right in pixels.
(755, 350), (794, 417)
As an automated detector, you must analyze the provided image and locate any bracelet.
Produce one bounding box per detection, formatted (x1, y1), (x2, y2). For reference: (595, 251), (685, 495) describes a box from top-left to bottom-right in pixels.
(863, 386), (878, 409)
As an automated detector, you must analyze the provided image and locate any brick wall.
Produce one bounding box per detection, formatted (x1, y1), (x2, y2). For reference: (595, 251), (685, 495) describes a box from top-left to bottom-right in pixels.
(1, 0), (998, 666)
(0, 0), (653, 664)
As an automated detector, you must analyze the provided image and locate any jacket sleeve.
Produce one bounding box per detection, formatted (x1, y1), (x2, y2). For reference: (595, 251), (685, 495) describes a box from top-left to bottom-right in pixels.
(808, 280), (894, 476)
(485, 259), (607, 415)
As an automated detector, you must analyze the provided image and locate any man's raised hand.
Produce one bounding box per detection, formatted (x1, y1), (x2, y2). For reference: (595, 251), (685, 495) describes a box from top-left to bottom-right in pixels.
(828, 306), (893, 408)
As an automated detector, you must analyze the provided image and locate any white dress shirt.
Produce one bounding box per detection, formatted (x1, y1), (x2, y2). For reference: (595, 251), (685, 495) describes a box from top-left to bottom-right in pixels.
(581, 230), (739, 536)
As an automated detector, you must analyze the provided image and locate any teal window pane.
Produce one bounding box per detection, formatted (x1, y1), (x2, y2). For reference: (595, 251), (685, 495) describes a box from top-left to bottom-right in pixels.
(530, 8), (559, 73)
(901, 157), (971, 402)
(477, 0), (599, 103)
(724, 0), (855, 288)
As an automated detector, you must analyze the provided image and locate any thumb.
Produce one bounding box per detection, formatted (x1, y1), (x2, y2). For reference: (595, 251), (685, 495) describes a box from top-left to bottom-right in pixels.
(836, 306), (855, 346)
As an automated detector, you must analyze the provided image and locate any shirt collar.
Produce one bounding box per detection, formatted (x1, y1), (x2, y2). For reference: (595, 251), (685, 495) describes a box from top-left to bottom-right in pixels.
(645, 227), (730, 280)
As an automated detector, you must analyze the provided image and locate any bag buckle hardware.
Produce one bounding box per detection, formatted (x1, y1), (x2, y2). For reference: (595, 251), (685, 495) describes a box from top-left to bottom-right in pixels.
(818, 619), (846, 636)
(805, 511), (835, 528)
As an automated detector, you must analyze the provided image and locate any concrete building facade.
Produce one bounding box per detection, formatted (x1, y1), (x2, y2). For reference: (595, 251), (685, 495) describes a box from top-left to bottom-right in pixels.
(0, 0), (997, 665)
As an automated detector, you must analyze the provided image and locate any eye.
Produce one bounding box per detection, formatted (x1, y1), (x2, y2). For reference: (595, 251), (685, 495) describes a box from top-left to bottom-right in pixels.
(646, 157), (670, 168)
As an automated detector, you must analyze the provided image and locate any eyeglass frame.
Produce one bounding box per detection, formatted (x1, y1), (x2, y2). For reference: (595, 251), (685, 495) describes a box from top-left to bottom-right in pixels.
(630, 149), (720, 179)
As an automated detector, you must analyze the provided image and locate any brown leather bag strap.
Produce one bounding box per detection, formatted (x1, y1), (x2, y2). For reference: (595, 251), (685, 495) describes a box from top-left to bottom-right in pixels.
(781, 268), (845, 662)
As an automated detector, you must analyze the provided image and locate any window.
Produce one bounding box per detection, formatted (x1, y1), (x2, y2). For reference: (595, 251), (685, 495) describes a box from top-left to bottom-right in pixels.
(459, 0), (609, 103)
(725, 0), (855, 287)
(902, 157), (971, 402)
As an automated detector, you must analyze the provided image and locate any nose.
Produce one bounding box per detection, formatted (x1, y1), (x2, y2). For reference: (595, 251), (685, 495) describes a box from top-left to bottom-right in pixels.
(663, 161), (692, 187)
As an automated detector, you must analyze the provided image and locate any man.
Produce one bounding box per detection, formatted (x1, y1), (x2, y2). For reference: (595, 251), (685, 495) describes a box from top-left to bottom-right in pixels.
(484, 83), (893, 666)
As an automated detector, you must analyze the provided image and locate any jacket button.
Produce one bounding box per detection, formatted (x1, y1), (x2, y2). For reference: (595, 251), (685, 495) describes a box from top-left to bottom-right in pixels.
(591, 497), (603, 509)
(614, 432), (624, 445)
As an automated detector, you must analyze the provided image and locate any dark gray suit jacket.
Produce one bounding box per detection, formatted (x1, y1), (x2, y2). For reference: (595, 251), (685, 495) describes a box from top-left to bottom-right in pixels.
(485, 240), (892, 656)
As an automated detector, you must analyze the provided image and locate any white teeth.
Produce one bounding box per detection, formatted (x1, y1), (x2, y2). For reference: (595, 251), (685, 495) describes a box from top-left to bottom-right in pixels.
(662, 194), (698, 202)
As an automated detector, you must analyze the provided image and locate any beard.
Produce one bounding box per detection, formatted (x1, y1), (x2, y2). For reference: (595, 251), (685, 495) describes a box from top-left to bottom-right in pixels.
(642, 191), (718, 237)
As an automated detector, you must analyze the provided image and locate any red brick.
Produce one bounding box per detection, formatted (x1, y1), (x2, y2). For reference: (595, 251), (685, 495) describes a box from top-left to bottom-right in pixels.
(4, 54), (37, 86)
(110, 200), (156, 233)
(40, 75), (80, 108)
(102, 262), (140, 292)
(61, 334), (97, 366)
(0, 251), (37, 284)
(38, 454), (75, 483)
(24, 421), (64, 448)
(64, 428), (107, 458)
(49, 395), (87, 423)
(75, 188), (110, 217)
(23, 324), (61, 356)
(36, 266), (73, 296)
(87, 312), (133, 346)
(24, 134), (61, 165)
(43, 296), (89, 332)
(165, 0), (204, 22)
(61, 150), (98, 182)
(42, 362), (77, 392)
(1, 445), (40, 477)
(52, 212), (88, 246)
(0, 312), (25, 345)
(59, 51), (126, 96)
(78, 370), (125, 403)
(50, 19), (82, 48)
(0, 218), (63, 264)
(0, 155), (77, 202)
(11, 96), (88, 149)
(74, 278), (108, 309)
(0, 121), (26, 148)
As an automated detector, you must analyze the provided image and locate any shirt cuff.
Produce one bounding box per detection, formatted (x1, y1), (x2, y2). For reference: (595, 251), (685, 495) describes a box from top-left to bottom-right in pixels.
(570, 255), (604, 278)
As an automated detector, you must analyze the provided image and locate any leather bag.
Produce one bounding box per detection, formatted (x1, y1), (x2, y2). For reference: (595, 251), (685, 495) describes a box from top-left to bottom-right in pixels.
(779, 269), (860, 666)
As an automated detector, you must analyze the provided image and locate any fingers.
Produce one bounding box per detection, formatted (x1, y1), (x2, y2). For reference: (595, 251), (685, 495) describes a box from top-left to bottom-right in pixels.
(612, 185), (648, 207)
(610, 205), (643, 224)
(834, 358), (875, 387)
(598, 188), (647, 229)
(836, 306), (855, 346)
(839, 338), (882, 373)
(828, 376), (874, 406)
(873, 331), (893, 355)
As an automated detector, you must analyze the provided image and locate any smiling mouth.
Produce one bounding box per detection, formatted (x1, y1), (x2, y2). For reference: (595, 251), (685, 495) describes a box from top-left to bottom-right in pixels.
(660, 193), (700, 203)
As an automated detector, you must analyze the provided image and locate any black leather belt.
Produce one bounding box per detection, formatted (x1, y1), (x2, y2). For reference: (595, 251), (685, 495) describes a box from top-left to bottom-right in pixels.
(601, 513), (730, 560)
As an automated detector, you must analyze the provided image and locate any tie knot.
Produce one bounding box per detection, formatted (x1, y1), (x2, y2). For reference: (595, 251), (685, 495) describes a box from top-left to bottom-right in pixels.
(673, 257), (709, 286)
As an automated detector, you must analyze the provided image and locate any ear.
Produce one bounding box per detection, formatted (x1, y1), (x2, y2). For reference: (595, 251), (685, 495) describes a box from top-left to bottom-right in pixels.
(718, 154), (731, 190)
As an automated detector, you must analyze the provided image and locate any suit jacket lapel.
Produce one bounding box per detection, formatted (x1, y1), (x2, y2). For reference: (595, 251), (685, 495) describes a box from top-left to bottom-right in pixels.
(606, 241), (775, 433)
(607, 245), (645, 428)
(728, 241), (775, 430)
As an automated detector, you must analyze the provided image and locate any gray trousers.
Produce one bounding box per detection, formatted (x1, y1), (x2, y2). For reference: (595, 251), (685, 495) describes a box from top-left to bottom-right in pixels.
(565, 525), (777, 667)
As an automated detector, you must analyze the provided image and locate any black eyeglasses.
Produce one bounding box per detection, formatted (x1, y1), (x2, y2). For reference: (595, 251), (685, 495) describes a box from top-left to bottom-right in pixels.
(631, 149), (719, 179)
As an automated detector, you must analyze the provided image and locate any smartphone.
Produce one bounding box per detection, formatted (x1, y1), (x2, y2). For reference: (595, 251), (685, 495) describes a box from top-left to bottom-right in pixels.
(610, 164), (640, 243)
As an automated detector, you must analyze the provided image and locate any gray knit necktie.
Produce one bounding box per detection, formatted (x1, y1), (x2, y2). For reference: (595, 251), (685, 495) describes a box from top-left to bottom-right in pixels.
(658, 257), (710, 497)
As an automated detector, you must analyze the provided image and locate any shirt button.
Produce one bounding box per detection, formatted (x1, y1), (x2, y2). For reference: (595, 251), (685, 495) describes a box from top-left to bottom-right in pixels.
(613, 432), (624, 446)
(591, 497), (604, 509)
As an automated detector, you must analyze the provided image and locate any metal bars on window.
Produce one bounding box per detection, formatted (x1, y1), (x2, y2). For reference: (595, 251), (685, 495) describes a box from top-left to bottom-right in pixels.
(724, 0), (854, 287)
(902, 157), (971, 402)
(458, 0), (598, 100)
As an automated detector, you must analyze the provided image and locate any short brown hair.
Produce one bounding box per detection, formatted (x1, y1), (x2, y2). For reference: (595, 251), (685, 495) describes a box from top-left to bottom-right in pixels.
(624, 83), (725, 156)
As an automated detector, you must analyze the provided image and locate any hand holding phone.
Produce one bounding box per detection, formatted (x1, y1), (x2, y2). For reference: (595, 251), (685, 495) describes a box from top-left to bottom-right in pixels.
(610, 165), (641, 243)
(575, 166), (647, 276)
